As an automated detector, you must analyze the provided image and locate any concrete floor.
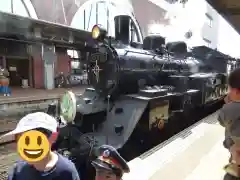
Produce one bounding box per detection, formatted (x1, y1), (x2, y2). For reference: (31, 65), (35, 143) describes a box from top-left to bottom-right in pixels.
(123, 111), (229, 180)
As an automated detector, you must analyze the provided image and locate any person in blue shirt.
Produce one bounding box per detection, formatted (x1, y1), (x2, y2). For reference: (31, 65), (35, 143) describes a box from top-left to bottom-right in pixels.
(0, 112), (80, 180)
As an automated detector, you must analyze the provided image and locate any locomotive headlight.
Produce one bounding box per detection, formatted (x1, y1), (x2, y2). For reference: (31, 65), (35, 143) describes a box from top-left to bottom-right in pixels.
(92, 25), (100, 39)
(91, 24), (107, 41)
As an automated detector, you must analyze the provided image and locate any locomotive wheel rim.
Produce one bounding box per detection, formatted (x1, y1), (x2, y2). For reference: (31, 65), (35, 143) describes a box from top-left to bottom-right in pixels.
(158, 119), (165, 129)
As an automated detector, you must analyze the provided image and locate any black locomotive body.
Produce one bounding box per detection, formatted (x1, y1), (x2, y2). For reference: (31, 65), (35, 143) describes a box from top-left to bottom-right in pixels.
(48, 15), (232, 180)
(88, 43), (202, 96)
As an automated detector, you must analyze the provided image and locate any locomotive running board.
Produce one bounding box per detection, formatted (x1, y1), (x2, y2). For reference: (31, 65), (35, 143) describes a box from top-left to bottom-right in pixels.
(122, 111), (228, 180)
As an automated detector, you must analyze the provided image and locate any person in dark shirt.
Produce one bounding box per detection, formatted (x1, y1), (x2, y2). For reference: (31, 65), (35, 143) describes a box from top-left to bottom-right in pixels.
(0, 112), (80, 180)
(91, 145), (130, 180)
(217, 68), (240, 178)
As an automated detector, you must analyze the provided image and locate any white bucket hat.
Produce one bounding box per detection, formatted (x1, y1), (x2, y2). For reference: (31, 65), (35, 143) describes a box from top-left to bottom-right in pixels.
(0, 112), (58, 140)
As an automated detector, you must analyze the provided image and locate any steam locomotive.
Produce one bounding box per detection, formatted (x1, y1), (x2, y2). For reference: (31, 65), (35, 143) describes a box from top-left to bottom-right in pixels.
(48, 15), (233, 179)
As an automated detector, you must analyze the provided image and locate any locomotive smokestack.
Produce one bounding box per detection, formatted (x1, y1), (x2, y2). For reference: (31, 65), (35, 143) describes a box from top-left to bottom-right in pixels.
(114, 15), (130, 44)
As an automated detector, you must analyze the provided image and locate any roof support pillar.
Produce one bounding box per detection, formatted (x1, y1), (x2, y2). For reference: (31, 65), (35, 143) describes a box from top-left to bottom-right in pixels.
(41, 44), (57, 90)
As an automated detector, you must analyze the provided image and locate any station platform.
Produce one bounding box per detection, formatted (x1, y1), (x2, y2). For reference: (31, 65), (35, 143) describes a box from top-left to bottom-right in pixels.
(123, 111), (229, 180)
(0, 86), (86, 124)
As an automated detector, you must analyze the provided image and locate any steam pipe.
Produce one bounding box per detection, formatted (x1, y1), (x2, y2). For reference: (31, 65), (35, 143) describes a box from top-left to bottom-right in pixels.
(106, 95), (111, 144)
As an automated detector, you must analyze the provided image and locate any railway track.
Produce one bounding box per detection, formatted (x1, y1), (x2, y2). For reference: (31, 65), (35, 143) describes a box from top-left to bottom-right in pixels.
(0, 101), (222, 179)
(0, 116), (20, 180)
(0, 143), (18, 180)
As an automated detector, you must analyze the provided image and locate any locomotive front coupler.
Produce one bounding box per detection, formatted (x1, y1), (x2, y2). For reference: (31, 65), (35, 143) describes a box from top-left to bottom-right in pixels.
(52, 123), (99, 162)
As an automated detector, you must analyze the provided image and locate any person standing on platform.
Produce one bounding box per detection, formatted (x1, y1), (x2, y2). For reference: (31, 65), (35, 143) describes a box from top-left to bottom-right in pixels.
(217, 68), (240, 178)
(1, 112), (80, 180)
(0, 67), (10, 96)
(91, 145), (130, 180)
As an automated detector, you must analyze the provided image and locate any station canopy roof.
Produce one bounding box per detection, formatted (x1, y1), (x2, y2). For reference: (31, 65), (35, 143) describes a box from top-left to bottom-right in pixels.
(206, 0), (240, 35)
(0, 10), (93, 50)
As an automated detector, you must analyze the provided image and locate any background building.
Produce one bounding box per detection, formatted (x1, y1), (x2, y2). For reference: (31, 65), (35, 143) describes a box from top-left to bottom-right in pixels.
(0, 0), (72, 89)
(146, 0), (219, 48)
(0, 0), (239, 89)
(0, 0), (239, 53)
(1, 0), (38, 18)
(149, 0), (240, 58)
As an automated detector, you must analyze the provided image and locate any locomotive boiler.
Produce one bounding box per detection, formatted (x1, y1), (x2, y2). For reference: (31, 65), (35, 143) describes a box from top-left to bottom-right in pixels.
(48, 15), (229, 180)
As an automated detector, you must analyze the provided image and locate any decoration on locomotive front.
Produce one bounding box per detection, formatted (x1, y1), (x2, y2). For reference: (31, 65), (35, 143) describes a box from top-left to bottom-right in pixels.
(149, 100), (169, 130)
(60, 91), (77, 123)
(88, 25), (120, 96)
(92, 59), (102, 83)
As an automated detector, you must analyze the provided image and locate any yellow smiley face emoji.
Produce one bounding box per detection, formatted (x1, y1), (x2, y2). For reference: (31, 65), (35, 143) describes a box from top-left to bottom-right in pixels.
(17, 130), (50, 162)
